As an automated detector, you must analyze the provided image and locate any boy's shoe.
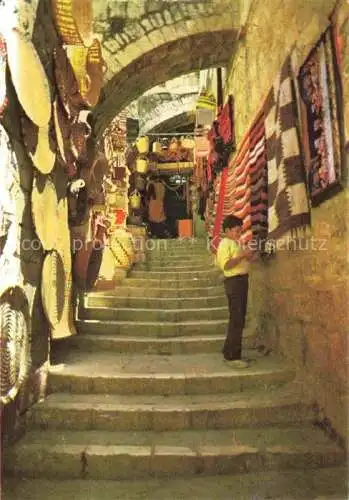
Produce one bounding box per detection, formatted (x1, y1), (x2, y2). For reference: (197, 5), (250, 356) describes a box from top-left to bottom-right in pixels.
(224, 359), (249, 369)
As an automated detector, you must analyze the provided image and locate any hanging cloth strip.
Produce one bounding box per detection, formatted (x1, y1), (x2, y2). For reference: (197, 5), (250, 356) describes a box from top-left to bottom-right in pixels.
(263, 54), (310, 239)
(211, 167), (228, 252)
(248, 112), (268, 245)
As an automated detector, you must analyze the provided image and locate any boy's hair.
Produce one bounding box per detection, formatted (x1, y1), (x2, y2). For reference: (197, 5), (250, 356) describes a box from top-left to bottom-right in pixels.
(222, 215), (243, 232)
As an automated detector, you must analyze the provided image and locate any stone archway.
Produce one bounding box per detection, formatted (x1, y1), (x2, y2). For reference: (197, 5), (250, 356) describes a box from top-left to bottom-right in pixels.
(92, 0), (243, 136)
(94, 29), (239, 136)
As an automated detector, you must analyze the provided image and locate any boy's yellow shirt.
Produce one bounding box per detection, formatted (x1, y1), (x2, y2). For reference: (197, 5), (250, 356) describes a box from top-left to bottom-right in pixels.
(216, 237), (250, 277)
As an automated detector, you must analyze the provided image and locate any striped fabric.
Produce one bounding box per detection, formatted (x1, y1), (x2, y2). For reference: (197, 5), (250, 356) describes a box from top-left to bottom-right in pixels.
(248, 112), (268, 244)
(263, 55), (310, 239)
(232, 134), (252, 243)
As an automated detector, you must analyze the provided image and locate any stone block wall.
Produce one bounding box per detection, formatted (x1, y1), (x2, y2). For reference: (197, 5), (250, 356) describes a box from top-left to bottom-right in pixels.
(226, 0), (348, 441)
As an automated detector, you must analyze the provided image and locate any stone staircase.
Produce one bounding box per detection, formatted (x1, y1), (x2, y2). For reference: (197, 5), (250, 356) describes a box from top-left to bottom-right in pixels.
(3, 238), (347, 499)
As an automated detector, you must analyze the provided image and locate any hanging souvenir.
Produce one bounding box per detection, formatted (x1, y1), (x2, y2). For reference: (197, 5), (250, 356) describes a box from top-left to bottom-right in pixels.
(135, 135), (149, 154)
(41, 250), (65, 329)
(0, 34), (8, 117)
(136, 157), (148, 174)
(31, 176), (58, 250)
(129, 190), (141, 210)
(5, 29), (51, 127)
(51, 197), (76, 339)
(52, 0), (94, 47)
(0, 285), (31, 405)
(152, 141), (162, 154)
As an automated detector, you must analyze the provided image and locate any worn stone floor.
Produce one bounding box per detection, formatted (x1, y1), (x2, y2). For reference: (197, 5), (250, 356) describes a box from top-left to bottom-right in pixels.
(3, 467), (347, 500)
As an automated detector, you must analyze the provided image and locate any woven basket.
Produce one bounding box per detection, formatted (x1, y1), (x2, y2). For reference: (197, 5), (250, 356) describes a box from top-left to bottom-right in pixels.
(136, 136), (149, 155)
(0, 286), (31, 405)
(5, 29), (51, 127)
(110, 230), (134, 269)
(52, 0), (94, 47)
(41, 250), (65, 329)
(51, 198), (77, 339)
(31, 177), (58, 250)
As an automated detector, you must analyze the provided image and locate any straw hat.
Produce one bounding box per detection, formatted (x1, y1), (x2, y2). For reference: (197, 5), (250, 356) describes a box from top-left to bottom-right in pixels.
(29, 122), (56, 174)
(0, 285), (31, 405)
(41, 249), (65, 329)
(52, 0), (94, 48)
(31, 177), (58, 250)
(0, 34), (8, 117)
(5, 29), (51, 127)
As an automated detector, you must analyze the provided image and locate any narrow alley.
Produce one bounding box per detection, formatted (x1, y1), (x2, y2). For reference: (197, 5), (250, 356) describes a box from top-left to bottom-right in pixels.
(1, 0), (348, 499)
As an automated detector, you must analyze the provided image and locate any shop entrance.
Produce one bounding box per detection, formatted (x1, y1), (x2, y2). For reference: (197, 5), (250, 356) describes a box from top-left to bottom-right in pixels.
(146, 171), (193, 239)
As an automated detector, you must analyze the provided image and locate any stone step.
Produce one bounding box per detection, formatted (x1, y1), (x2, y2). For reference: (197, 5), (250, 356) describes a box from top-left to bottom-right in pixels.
(85, 285), (224, 298)
(75, 318), (229, 337)
(29, 387), (315, 432)
(84, 294), (226, 310)
(129, 269), (220, 280)
(146, 251), (212, 260)
(135, 263), (216, 271)
(4, 426), (345, 480)
(3, 467), (348, 499)
(69, 334), (227, 354)
(47, 352), (294, 395)
(123, 277), (222, 288)
(79, 306), (228, 322)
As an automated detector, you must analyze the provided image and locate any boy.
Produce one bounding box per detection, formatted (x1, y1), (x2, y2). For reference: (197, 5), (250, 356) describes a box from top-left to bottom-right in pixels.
(216, 215), (255, 368)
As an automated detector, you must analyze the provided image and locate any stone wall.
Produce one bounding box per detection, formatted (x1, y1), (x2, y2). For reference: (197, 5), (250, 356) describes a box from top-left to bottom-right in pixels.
(226, 0), (348, 442)
(1, 0), (68, 443)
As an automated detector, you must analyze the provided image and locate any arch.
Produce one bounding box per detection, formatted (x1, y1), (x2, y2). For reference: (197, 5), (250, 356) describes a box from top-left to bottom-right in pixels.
(94, 28), (239, 137)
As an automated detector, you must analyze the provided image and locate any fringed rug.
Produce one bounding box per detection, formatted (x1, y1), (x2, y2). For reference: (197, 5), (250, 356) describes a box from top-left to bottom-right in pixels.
(263, 55), (310, 240)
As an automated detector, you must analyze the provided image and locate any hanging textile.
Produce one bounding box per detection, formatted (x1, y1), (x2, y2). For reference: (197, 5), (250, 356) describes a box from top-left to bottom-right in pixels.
(217, 95), (235, 149)
(211, 167), (228, 252)
(264, 54), (310, 240)
(298, 27), (343, 206)
(249, 112), (268, 245)
(232, 133), (252, 244)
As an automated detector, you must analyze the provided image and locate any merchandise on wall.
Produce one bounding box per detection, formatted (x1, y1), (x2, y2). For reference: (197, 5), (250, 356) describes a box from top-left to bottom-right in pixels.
(298, 27), (344, 206)
(264, 54), (310, 240)
(0, 285), (31, 405)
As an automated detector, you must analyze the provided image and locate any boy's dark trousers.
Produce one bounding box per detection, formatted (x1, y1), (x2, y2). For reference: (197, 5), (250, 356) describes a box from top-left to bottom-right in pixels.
(223, 274), (249, 360)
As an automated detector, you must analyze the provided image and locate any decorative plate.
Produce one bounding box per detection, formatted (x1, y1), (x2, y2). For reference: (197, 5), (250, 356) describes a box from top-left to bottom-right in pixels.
(0, 286), (31, 405)
(5, 29), (51, 127)
(31, 177), (58, 250)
